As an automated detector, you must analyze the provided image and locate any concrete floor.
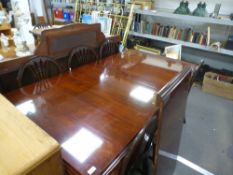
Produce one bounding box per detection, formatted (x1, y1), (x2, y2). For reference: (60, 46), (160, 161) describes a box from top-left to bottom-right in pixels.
(157, 86), (233, 175)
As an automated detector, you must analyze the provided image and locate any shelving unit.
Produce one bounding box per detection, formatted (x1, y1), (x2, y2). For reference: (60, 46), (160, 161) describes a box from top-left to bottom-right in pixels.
(52, 2), (75, 8)
(50, 1), (76, 24)
(134, 9), (233, 26)
(129, 9), (233, 57)
(129, 31), (233, 56)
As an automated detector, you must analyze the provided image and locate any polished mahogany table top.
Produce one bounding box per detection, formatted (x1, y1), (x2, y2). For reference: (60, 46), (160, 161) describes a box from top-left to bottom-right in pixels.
(4, 50), (192, 175)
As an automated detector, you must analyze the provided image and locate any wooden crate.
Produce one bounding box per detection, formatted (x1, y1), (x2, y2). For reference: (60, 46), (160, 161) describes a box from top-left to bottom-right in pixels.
(0, 95), (64, 175)
(202, 72), (233, 100)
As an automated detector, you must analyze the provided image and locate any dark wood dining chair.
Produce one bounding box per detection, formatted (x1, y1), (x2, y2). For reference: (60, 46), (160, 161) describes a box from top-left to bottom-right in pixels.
(190, 59), (205, 86)
(119, 115), (158, 175)
(17, 56), (62, 88)
(99, 39), (119, 59)
(33, 23), (52, 45)
(0, 83), (2, 93)
(68, 46), (98, 70)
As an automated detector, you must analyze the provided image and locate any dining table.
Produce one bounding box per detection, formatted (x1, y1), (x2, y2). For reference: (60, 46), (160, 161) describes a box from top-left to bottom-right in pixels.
(3, 49), (194, 175)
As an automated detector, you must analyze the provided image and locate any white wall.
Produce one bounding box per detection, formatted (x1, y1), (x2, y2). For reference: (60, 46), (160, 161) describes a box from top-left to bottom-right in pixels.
(154, 0), (233, 15)
(29, 0), (44, 17)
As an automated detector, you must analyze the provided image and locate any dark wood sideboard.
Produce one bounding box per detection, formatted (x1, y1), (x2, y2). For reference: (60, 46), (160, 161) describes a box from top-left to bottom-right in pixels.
(0, 23), (119, 93)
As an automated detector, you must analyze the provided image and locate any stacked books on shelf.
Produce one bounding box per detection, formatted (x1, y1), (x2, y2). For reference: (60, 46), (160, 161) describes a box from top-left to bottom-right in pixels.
(132, 14), (208, 46)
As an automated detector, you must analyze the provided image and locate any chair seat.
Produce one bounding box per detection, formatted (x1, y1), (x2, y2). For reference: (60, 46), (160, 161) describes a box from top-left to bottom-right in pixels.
(128, 158), (155, 175)
(119, 115), (158, 175)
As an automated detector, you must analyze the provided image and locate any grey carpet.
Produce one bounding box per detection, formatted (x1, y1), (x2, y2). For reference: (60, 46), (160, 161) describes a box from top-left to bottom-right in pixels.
(158, 86), (233, 175)
(178, 86), (233, 175)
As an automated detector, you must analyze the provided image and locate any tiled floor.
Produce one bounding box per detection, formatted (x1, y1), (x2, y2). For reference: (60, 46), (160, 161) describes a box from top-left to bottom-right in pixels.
(157, 86), (233, 175)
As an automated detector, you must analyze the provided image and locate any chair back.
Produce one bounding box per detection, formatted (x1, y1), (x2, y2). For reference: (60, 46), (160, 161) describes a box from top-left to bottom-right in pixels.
(99, 39), (119, 59)
(119, 115), (157, 175)
(190, 59), (205, 86)
(17, 56), (61, 87)
(68, 46), (98, 70)
(164, 44), (182, 60)
(33, 23), (52, 29)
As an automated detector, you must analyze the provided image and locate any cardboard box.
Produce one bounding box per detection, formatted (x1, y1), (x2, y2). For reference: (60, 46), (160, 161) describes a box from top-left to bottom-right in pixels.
(202, 72), (233, 100)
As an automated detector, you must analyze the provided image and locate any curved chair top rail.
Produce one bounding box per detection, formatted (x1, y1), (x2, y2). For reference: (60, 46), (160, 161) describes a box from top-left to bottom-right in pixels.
(17, 55), (62, 88)
(99, 39), (120, 59)
(68, 46), (99, 70)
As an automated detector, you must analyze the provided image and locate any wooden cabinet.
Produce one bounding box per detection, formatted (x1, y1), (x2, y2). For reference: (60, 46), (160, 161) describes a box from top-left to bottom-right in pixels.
(0, 23), (14, 48)
(0, 3), (14, 49)
(0, 94), (63, 175)
(129, 9), (233, 57)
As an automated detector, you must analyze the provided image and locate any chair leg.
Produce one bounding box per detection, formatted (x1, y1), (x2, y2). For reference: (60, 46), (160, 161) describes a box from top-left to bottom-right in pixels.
(183, 117), (186, 124)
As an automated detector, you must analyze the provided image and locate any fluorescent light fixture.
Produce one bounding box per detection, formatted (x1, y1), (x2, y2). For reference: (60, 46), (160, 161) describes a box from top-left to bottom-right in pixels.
(130, 86), (155, 103)
(16, 100), (36, 115)
(100, 73), (106, 81)
(62, 128), (103, 163)
(99, 70), (109, 82)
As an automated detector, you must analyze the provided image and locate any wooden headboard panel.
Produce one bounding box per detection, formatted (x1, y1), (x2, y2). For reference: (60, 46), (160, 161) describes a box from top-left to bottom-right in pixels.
(35, 23), (105, 58)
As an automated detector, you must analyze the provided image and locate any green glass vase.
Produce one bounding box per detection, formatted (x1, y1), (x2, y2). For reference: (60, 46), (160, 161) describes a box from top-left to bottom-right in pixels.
(193, 2), (208, 17)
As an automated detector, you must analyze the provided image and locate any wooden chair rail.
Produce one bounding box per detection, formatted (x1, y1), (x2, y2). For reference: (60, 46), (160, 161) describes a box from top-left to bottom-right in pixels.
(68, 46), (99, 70)
(17, 55), (62, 88)
(99, 39), (120, 59)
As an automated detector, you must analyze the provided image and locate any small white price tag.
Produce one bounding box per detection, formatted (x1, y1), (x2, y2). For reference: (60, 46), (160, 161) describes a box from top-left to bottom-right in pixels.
(87, 166), (96, 175)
